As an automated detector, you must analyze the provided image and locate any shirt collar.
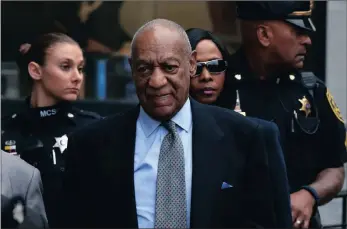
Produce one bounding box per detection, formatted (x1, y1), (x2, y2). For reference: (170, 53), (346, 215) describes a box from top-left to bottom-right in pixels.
(139, 98), (192, 138)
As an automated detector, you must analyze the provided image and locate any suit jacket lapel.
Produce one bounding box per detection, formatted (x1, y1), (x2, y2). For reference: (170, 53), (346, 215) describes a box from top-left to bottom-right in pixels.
(190, 100), (225, 228)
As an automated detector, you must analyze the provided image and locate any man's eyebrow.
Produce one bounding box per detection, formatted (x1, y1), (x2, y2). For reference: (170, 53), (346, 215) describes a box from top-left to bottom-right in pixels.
(135, 59), (152, 65)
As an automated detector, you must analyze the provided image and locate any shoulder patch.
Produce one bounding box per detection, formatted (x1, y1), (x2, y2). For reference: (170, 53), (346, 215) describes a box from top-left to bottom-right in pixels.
(326, 89), (345, 123)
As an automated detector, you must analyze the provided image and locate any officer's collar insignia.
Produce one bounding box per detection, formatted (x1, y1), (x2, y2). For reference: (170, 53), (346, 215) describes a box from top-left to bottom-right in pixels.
(5, 140), (16, 146)
(4, 140), (18, 156)
(326, 89), (345, 123)
(53, 134), (68, 154)
(39, 108), (57, 118)
(298, 96), (311, 117)
(234, 74), (242, 80)
(289, 74), (296, 81)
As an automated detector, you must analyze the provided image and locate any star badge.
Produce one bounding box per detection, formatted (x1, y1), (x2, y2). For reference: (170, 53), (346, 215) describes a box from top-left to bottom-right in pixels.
(298, 96), (311, 117)
(234, 74), (242, 80)
(53, 134), (68, 154)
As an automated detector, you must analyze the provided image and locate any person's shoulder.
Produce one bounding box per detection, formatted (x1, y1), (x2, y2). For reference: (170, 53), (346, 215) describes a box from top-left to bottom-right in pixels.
(71, 107), (103, 121)
(1, 151), (37, 179)
(307, 72), (329, 94)
(64, 107), (104, 129)
(246, 117), (280, 136)
(295, 71), (340, 107)
(1, 150), (33, 169)
(68, 107), (137, 141)
(200, 102), (260, 132)
(293, 71), (326, 91)
(1, 111), (24, 129)
(198, 102), (280, 140)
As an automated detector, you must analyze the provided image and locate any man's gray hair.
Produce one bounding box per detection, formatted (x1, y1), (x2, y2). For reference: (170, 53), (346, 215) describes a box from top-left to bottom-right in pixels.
(131, 18), (192, 56)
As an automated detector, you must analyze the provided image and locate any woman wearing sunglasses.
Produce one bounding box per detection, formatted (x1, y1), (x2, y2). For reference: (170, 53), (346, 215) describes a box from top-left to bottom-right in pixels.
(186, 28), (229, 104)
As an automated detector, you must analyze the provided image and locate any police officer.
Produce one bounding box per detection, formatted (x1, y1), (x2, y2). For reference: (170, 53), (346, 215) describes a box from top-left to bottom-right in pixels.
(216, 1), (347, 228)
(1, 33), (103, 227)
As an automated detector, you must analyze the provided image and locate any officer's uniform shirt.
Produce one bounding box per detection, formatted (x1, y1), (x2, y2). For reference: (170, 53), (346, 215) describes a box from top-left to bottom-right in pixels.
(216, 48), (347, 193)
(1, 98), (102, 227)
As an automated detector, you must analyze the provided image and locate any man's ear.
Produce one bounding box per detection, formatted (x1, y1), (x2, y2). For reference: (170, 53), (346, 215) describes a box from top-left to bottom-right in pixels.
(256, 24), (272, 47)
(28, 62), (42, 81)
(189, 50), (197, 77)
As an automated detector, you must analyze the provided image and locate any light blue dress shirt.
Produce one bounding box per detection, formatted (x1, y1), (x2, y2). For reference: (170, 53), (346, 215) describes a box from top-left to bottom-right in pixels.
(134, 98), (193, 228)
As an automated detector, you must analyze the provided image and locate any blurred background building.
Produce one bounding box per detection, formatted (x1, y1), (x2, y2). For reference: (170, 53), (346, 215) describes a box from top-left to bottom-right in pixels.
(2, 1), (337, 102)
(1, 1), (346, 227)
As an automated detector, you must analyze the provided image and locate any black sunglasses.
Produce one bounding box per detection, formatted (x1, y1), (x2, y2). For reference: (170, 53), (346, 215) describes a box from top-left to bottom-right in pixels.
(194, 59), (228, 76)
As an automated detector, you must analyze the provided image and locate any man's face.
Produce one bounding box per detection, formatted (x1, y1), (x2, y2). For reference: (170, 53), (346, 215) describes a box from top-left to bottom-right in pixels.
(130, 27), (196, 121)
(268, 21), (312, 69)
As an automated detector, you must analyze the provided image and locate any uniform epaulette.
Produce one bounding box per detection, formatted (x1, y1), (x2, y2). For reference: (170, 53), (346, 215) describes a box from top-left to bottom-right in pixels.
(1, 113), (18, 121)
(1, 113), (20, 132)
(1, 114), (12, 121)
(72, 108), (103, 120)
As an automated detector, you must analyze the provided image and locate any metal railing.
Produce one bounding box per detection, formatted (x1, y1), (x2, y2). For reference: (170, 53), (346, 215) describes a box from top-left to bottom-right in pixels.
(323, 190), (347, 229)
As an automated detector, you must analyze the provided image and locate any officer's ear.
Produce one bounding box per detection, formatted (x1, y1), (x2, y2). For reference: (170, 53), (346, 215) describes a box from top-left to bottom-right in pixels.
(28, 62), (43, 81)
(256, 23), (272, 47)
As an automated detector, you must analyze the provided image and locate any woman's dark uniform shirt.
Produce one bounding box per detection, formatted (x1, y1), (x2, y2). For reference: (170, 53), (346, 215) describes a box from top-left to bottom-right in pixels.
(217, 48), (347, 193)
(1, 98), (102, 227)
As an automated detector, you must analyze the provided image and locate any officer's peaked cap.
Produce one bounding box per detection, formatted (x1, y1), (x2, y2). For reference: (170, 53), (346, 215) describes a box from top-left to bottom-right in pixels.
(236, 1), (316, 32)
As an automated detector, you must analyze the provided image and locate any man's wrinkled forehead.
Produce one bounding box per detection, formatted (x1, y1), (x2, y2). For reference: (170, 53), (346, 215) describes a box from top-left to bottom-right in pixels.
(132, 29), (187, 61)
(134, 46), (183, 63)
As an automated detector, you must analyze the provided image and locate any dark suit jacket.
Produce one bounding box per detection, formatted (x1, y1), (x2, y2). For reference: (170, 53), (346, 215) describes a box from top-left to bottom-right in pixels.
(249, 118), (292, 228)
(61, 100), (290, 228)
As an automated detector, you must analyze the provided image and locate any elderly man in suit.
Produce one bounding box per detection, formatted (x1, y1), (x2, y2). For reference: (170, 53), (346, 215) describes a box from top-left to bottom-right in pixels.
(61, 18), (290, 228)
(1, 151), (48, 228)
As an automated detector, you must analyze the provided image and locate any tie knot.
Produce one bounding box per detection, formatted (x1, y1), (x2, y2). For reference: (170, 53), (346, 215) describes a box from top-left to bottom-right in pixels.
(162, 120), (176, 133)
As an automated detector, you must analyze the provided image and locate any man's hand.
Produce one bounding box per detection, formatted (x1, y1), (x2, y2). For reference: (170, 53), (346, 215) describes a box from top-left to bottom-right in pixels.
(291, 189), (316, 229)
